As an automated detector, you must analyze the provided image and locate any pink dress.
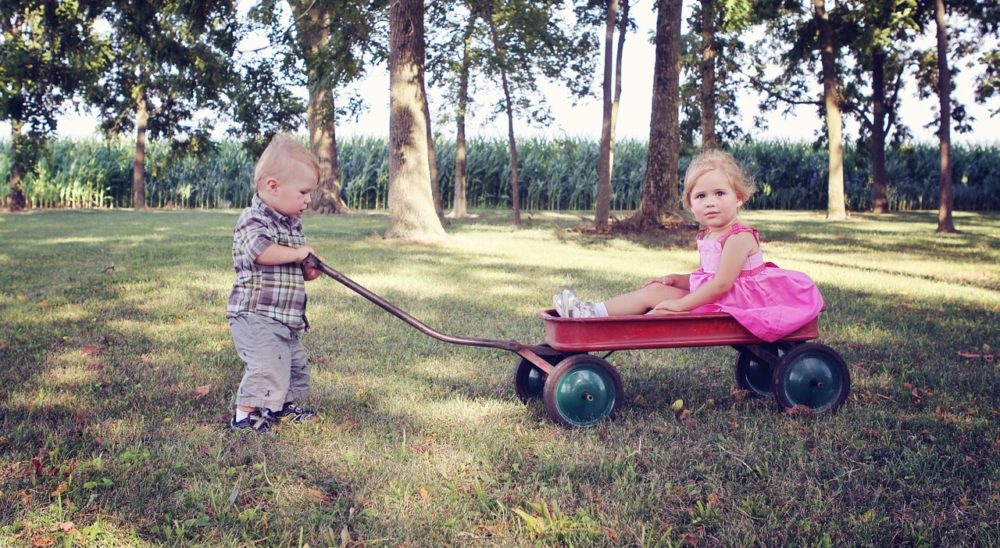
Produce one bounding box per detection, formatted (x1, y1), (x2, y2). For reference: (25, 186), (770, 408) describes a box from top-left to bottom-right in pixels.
(687, 224), (824, 342)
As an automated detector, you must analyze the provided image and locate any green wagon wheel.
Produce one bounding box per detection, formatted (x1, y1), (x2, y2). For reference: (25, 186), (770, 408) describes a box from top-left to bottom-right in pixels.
(543, 354), (623, 428)
(513, 345), (566, 403)
(772, 343), (851, 413)
(733, 343), (791, 397)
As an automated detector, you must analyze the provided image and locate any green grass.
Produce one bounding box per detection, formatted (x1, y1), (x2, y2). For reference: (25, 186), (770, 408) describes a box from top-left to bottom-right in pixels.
(1, 209), (998, 546)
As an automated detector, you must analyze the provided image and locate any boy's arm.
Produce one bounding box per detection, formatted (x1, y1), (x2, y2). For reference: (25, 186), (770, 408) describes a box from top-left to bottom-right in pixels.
(255, 243), (315, 265)
(256, 243), (323, 281)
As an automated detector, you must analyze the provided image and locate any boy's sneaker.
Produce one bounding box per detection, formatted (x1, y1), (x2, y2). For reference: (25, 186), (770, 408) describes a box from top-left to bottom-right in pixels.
(552, 289), (598, 318)
(272, 401), (316, 423)
(229, 410), (271, 433)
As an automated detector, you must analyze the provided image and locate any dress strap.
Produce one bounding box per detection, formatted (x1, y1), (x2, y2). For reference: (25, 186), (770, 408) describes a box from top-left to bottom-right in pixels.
(718, 224), (759, 246)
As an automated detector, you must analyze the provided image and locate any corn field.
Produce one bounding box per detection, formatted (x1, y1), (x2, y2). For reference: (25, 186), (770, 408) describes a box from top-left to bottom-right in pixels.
(1, 137), (997, 211)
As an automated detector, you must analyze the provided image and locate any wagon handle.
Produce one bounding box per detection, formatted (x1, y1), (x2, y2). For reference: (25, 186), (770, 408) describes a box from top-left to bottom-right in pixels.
(306, 254), (526, 353)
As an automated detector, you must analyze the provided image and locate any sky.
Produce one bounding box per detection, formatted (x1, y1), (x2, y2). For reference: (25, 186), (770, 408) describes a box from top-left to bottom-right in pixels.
(20, 2), (1000, 145)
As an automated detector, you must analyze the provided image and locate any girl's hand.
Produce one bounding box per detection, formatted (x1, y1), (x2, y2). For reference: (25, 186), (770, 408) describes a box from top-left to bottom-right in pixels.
(643, 274), (675, 287)
(650, 299), (685, 314)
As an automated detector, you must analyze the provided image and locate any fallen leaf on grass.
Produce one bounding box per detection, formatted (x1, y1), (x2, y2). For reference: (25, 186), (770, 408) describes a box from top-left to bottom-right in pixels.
(419, 485), (430, 501)
(861, 427), (880, 438)
(729, 386), (749, 401)
(957, 351), (983, 359)
(783, 405), (813, 416)
(307, 487), (331, 506)
(674, 409), (692, 423)
(192, 384), (212, 398)
(51, 482), (67, 497)
(32, 536), (54, 547)
(81, 344), (100, 356)
(706, 493), (721, 507)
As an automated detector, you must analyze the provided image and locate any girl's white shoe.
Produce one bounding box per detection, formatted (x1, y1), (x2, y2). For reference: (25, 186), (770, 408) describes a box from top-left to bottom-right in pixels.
(552, 289), (597, 318)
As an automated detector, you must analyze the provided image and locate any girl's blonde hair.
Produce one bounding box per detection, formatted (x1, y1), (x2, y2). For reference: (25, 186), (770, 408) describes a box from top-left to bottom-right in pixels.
(681, 149), (756, 209)
(253, 134), (321, 190)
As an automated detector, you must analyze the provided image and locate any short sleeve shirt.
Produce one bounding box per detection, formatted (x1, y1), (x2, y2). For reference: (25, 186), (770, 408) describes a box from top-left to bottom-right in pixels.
(226, 194), (309, 331)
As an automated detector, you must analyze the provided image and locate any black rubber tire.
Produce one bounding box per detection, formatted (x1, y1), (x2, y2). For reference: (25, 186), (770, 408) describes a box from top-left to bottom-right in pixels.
(513, 344), (566, 403)
(542, 354), (624, 428)
(772, 343), (850, 414)
(733, 343), (792, 397)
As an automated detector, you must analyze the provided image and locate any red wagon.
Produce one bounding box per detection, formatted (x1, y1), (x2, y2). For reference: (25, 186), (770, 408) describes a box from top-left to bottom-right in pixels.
(310, 257), (851, 428)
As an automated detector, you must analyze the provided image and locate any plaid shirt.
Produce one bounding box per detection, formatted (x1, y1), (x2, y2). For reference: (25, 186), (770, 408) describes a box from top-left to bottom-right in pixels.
(226, 194), (309, 331)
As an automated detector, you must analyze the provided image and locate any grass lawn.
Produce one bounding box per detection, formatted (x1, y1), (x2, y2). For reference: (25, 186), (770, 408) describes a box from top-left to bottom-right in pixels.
(1, 208), (997, 546)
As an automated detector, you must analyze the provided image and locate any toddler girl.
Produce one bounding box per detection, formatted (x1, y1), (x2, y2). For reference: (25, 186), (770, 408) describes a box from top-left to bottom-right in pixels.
(553, 149), (824, 343)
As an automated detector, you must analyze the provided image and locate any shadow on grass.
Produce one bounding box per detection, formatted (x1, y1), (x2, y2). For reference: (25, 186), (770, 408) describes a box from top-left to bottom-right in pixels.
(2, 209), (997, 544)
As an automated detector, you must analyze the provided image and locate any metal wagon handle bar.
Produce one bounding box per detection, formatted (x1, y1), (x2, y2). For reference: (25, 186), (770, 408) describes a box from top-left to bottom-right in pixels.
(307, 254), (525, 353)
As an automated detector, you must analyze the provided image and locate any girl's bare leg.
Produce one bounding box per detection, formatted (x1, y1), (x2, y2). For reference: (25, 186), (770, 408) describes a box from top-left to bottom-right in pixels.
(603, 283), (688, 315)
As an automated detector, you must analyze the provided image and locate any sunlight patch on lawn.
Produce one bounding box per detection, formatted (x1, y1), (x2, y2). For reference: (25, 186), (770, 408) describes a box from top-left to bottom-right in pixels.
(7, 386), (78, 412)
(43, 359), (98, 388)
(404, 398), (522, 427)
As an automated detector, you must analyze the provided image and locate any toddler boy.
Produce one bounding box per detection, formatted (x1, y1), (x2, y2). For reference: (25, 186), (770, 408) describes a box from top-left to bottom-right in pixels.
(227, 134), (323, 432)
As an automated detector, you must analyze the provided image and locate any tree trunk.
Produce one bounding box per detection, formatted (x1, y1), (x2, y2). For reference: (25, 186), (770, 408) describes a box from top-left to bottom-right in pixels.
(814, 0), (846, 220)
(870, 48), (889, 214)
(622, 0), (683, 231)
(421, 72), (444, 223)
(6, 121), (27, 212)
(307, 85), (348, 214)
(290, 0), (348, 215)
(933, 0), (956, 233)
(608, 0), (628, 207)
(132, 90), (148, 210)
(486, 9), (520, 226)
(386, 0), (445, 240)
(450, 16), (476, 219)
(699, 0), (718, 150)
(595, 0), (619, 231)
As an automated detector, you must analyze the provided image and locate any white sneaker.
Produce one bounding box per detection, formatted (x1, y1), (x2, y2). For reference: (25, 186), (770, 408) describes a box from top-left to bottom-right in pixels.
(552, 289), (598, 318)
(573, 300), (598, 318)
(552, 289), (577, 317)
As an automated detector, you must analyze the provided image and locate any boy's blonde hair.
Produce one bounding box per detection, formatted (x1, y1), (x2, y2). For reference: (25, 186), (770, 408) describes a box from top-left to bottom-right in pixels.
(253, 134), (321, 190)
(682, 149), (756, 209)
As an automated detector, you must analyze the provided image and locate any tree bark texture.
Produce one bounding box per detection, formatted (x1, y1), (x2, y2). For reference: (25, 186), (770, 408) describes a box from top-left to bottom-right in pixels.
(870, 48), (889, 214)
(386, 0), (445, 240)
(623, 0), (682, 231)
(450, 16), (476, 219)
(6, 121), (26, 212)
(699, 0), (718, 150)
(290, 0), (348, 215)
(307, 85), (348, 214)
(421, 72), (444, 222)
(595, 0), (619, 231)
(609, 0), (628, 191)
(486, 9), (521, 226)
(933, 0), (955, 233)
(814, 0), (846, 220)
(132, 90), (148, 210)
